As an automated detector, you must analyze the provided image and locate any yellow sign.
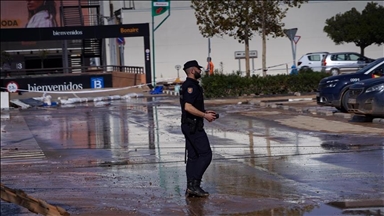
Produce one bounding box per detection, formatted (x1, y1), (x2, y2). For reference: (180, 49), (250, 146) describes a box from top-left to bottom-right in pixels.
(120, 27), (139, 34)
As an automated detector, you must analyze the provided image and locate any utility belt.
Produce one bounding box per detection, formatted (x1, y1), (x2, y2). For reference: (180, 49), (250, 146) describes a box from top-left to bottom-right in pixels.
(182, 116), (204, 134)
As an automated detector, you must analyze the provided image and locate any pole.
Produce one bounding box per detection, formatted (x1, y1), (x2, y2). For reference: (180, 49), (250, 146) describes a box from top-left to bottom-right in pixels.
(294, 43), (297, 67)
(62, 41), (69, 73)
(252, 58), (254, 75)
(208, 38), (211, 58)
(152, 15), (156, 86)
(238, 59), (241, 73)
(290, 40), (296, 67)
(119, 45), (125, 67)
(151, 3), (171, 86)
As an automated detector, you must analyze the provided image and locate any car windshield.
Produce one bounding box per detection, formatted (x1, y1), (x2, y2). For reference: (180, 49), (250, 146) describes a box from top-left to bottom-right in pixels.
(356, 58), (384, 74)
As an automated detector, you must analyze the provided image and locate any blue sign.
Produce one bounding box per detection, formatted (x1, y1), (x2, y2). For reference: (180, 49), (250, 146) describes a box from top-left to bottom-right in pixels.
(117, 37), (125, 45)
(91, 77), (104, 89)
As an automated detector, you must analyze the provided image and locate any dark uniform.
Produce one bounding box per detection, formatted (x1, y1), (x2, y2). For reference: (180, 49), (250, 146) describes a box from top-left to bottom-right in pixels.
(180, 61), (212, 197)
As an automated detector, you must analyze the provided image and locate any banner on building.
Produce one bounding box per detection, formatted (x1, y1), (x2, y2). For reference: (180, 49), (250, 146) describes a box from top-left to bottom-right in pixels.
(0, 0), (63, 29)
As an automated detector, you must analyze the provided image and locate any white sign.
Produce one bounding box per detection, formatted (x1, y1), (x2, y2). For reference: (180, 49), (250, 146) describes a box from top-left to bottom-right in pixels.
(293, 35), (301, 44)
(16, 63), (23, 69)
(175, 65), (181, 70)
(6, 81), (18, 93)
(153, 2), (169, 7)
(234, 50), (258, 59)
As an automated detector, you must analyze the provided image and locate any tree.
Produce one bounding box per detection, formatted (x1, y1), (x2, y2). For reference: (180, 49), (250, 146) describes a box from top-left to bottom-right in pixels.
(191, 0), (307, 77)
(324, 2), (384, 56)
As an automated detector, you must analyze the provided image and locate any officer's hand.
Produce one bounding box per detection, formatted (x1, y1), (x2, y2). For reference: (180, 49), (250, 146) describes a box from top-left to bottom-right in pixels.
(204, 112), (216, 122)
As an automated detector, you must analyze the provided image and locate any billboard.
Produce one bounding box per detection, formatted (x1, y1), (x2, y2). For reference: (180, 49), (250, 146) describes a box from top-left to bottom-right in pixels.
(0, 0), (62, 29)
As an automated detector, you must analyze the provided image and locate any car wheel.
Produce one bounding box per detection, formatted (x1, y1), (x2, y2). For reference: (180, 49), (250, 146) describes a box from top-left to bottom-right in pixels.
(340, 90), (351, 113)
(300, 66), (310, 72)
(331, 68), (340, 76)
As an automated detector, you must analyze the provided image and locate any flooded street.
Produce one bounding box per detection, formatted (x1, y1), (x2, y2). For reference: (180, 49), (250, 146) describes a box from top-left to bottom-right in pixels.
(1, 96), (383, 215)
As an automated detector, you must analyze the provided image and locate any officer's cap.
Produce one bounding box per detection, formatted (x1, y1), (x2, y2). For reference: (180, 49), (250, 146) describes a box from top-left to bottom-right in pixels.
(183, 60), (203, 71)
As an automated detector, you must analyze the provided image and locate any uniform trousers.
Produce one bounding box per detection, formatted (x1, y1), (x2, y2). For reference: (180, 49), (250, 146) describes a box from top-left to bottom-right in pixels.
(181, 124), (212, 181)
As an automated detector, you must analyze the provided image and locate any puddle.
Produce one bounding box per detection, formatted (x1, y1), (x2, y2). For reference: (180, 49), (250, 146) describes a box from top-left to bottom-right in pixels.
(2, 97), (383, 215)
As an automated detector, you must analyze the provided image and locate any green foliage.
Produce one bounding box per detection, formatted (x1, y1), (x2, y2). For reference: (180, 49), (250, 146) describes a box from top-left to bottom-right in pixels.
(201, 72), (330, 99)
(191, 0), (307, 77)
(323, 2), (384, 56)
(191, 0), (306, 40)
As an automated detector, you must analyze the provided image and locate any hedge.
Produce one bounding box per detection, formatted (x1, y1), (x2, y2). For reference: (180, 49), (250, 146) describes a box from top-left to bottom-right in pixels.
(201, 71), (330, 98)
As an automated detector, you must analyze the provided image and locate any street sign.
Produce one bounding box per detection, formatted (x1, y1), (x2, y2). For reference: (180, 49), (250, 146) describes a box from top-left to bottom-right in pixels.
(6, 81), (18, 93)
(234, 50), (258, 59)
(117, 37), (125, 45)
(152, 0), (170, 17)
(293, 35), (301, 44)
(284, 28), (298, 41)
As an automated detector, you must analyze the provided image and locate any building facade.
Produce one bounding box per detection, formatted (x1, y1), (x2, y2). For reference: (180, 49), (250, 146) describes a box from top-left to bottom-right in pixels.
(1, 0), (103, 74)
(104, 0), (383, 80)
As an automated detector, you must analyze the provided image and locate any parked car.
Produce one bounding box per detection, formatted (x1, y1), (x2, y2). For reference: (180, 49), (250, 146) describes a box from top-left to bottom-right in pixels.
(344, 77), (384, 118)
(321, 52), (375, 75)
(317, 58), (384, 112)
(297, 52), (329, 72)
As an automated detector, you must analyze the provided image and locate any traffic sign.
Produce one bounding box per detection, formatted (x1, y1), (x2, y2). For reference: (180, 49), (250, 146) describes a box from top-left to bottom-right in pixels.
(117, 37), (125, 45)
(293, 35), (301, 44)
(284, 28), (298, 41)
(6, 81), (18, 93)
(234, 50), (258, 59)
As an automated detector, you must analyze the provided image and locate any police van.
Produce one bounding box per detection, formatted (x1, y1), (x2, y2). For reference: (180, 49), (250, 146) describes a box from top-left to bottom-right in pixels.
(317, 58), (384, 112)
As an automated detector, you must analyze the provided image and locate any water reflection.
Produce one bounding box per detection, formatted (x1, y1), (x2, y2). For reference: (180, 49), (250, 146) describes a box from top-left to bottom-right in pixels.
(185, 197), (208, 216)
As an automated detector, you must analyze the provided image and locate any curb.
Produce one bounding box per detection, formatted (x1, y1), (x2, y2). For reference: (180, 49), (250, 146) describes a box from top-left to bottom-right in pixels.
(252, 101), (384, 124)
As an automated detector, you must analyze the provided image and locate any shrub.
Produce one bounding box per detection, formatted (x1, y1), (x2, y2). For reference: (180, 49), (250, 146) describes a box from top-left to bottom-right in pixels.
(201, 72), (330, 98)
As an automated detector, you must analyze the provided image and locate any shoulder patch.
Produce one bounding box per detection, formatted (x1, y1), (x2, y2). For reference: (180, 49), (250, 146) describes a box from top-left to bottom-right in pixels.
(187, 87), (193, 94)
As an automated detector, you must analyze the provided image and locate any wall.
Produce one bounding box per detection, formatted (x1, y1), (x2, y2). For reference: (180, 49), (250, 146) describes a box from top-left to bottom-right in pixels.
(103, 1), (384, 80)
(112, 71), (146, 87)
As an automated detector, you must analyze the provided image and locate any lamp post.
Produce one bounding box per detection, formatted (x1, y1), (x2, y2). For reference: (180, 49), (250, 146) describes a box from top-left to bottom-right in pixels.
(175, 64), (181, 83)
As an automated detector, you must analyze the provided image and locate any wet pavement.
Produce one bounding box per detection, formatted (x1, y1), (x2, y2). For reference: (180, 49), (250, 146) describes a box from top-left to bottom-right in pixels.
(1, 96), (383, 215)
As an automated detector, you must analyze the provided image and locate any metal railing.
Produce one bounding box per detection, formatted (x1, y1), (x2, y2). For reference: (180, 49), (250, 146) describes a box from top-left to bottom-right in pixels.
(0, 65), (145, 78)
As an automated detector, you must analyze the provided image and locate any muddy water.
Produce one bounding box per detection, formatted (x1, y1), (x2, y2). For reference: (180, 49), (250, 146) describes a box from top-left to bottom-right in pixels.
(1, 97), (383, 215)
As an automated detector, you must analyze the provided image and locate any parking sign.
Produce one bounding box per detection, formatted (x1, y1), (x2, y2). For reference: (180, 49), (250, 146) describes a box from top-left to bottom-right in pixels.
(90, 77), (104, 89)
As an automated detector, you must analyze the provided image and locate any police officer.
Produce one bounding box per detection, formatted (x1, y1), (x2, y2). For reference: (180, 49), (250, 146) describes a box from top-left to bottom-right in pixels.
(179, 60), (217, 197)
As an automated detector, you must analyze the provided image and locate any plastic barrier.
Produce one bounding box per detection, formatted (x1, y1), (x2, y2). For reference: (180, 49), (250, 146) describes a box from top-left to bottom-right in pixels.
(1, 92), (10, 109)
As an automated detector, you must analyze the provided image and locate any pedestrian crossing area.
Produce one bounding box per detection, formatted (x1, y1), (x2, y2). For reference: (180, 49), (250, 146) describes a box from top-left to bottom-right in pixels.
(1, 149), (46, 165)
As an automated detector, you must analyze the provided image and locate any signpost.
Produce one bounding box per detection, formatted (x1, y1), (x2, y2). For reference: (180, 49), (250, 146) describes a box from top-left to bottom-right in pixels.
(293, 35), (301, 68)
(284, 28), (298, 68)
(117, 37), (126, 66)
(234, 50), (258, 74)
(152, 0), (171, 86)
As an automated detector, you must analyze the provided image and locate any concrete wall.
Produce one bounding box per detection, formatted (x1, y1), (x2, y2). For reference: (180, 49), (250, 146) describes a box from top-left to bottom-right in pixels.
(112, 71), (145, 88)
(103, 1), (384, 80)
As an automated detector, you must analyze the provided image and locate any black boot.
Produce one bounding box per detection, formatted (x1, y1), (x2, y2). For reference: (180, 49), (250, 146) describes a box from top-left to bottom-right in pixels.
(186, 179), (209, 197)
(185, 180), (193, 196)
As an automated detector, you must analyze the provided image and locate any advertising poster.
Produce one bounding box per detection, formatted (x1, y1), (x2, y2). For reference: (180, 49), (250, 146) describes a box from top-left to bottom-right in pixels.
(0, 0), (62, 29)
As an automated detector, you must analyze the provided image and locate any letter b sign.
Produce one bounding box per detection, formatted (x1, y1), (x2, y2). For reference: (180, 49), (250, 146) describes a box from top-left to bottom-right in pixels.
(91, 77), (104, 89)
